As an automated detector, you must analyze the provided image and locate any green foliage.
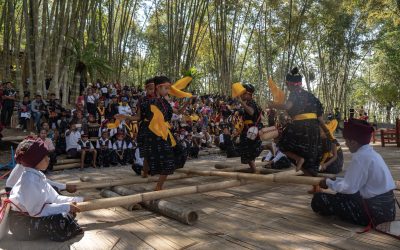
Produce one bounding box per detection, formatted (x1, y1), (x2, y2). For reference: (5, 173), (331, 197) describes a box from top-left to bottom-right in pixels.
(69, 37), (113, 81)
(371, 29), (400, 108)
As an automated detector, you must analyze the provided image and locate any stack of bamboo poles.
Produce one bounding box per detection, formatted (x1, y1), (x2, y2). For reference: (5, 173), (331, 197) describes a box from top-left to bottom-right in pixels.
(75, 170), (333, 212)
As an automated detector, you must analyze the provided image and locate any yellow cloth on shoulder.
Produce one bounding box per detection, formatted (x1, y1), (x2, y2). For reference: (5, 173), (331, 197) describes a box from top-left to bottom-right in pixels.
(168, 76), (193, 98)
(148, 105), (176, 147)
(232, 82), (246, 98)
(268, 77), (285, 104)
(325, 119), (338, 140)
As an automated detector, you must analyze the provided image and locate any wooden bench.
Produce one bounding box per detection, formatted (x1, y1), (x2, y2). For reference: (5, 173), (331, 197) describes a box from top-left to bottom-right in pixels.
(380, 118), (400, 147)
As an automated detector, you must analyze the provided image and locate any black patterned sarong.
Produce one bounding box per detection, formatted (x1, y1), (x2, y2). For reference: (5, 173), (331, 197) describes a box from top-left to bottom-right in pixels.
(311, 191), (396, 226)
(9, 211), (82, 242)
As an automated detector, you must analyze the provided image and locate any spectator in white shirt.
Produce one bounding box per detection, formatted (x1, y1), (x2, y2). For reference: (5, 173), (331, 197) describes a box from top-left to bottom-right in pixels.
(118, 97), (132, 116)
(312, 119), (396, 227)
(8, 138), (83, 241)
(65, 123), (82, 158)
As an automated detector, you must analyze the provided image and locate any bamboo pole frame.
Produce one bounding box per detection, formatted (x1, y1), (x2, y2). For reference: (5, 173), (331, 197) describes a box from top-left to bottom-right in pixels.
(176, 169), (324, 185)
(77, 179), (247, 211)
(74, 173), (193, 190)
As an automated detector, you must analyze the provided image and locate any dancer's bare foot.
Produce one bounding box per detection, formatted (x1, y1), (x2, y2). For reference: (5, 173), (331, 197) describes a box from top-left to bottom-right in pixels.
(296, 158), (304, 172)
(141, 171), (148, 178)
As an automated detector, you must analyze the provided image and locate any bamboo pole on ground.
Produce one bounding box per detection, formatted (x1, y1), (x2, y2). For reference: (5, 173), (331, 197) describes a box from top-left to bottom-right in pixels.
(214, 163), (337, 178)
(176, 168), (400, 190)
(214, 164), (288, 174)
(215, 162), (273, 169)
(74, 173), (193, 190)
(57, 159), (80, 165)
(52, 163), (81, 171)
(77, 179), (248, 211)
(176, 169), (324, 185)
(112, 186), (199, 225)
(100, 189), (141, 211)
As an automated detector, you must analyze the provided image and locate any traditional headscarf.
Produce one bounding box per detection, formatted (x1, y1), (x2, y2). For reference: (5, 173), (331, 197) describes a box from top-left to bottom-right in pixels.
(286, 67), (302, 86)
(15, 138), (49, 168)
(343, 119), (374, 145)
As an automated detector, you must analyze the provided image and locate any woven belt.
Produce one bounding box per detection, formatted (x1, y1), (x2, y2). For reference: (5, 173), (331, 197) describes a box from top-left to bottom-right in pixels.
(244, 120), (254, 125)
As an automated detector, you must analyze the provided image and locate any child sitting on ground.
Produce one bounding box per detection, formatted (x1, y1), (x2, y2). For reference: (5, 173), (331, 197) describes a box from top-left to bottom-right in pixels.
(77, 133), (97, 170)
(96, 130), (112, 168)
(110, 131), (133, 166)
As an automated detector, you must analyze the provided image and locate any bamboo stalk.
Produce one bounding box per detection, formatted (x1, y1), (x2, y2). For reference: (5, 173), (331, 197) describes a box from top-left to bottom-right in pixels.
(112, 186), (199, 225)
(176, 168), (324, 185)
(198, 148), (221, 156)
(52, 163), (81, 171)
(176, 168), (400, 190)
(77, 180), (247, 211)
(216, 164), (286, 174)
(1, 135), (28, 142)
(56, 159), (80, 165)
(214, 163), (337, 178)
(100, 189), (139, 211)
(74, 173), (193, 190)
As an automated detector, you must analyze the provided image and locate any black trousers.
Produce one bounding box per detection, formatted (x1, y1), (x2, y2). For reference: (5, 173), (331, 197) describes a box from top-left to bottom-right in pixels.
(1, 103), (14, 126)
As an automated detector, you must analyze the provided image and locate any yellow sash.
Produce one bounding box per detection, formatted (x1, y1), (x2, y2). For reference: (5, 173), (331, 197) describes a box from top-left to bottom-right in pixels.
(148, 105), (176, 147)
(293, 113), (317, 121)
(124, 122), (138, 138)
(244, 120), (253, 125)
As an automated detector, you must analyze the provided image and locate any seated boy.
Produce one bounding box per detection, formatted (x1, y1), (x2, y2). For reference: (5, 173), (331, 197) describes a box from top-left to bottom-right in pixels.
(312, 119), (396, 227)
(77, 133), (97, 170)
(110, 131), (133, 166)
(96, 130), (112, 167)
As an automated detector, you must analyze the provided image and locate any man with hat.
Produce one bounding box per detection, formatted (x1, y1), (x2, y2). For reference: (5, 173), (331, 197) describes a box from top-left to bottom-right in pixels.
(312, 119), (396, 227)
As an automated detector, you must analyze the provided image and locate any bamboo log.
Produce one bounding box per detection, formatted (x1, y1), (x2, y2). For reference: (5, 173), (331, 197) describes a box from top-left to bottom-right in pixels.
(1, 135), (28, 142)
(176, 168), (324, 185)
(112, 186), (199, 225)
(74, 173), (193, 190)
(100, 189), (140, 211)
(56, 158), (80, 165)
(52, 163), (81, 171)
(214, 163), (336, 178)
(77, 179), (247, 211)
(177, 168), (400, 190)
(214, 164), (288, 174)
(198, 148), (221, 156)
(215, 162), (272, 169)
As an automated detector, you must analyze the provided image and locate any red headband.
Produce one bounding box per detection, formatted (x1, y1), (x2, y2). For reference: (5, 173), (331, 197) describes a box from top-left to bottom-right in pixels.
(286, 81), (302, 87)
(156, 83), (171, 88)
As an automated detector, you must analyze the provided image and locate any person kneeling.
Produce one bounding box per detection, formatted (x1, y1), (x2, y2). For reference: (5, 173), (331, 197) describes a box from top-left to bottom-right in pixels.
(312, 119), (396, 227)
(9, 138), (83, 242)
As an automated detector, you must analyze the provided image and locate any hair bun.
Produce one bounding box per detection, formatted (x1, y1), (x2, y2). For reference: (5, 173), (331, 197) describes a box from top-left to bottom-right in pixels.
(291, 67), (299, 75)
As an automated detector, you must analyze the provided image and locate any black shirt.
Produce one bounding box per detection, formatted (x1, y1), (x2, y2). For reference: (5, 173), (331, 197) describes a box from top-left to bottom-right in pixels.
(3, 88), (16, 106)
